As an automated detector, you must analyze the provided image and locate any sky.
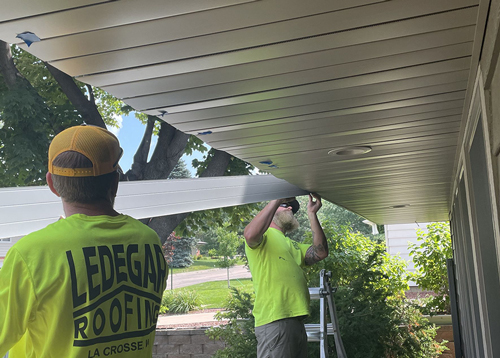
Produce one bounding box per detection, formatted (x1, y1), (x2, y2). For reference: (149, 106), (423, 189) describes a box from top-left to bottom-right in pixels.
(106, 114), (205, 177)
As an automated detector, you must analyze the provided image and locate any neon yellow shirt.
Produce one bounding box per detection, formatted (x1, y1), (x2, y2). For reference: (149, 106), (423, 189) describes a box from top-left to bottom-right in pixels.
(245, 227), (310, 327)
(0, 214), (168, 358)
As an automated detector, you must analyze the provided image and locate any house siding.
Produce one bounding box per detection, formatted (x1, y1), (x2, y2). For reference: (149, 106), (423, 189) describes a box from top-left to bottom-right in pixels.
(0, 236), (22, 268)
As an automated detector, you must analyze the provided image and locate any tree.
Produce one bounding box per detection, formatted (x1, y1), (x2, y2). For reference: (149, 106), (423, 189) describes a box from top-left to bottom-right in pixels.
(0, 42), (254, 242)
(168, 159), (191, 179)
(408, 222), (452, 314)
(163, 232), (197, 268)
(0, 44), (82, 187)
(211, 226), (242, 288)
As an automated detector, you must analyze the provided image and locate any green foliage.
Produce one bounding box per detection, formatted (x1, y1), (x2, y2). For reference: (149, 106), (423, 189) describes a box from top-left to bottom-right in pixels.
(195, 227), (220, 254)
(212, 226), (243, 287)
(306, 248), (446, 358)
(176, 202), (258, 239)
(0, 47), (82, 187)
(184, 135), (208, 156)
(176, 152), (258, 236)
(0, 84), (53, 186)
(409, 222), (452, 314)
(307, 250), (397, 358)
(163, 233), (197, 268)
(384, 303), (448, 358)
(287, 196), (381, 243)
(160, 290), (201, 314)
(213, 226), (241, 269)
(0, 46), (119, 187)
(168, 158), (191, 179)
(192, 149), (254, 177)
(303, 224), (409, 296)
(408, 296), (442, 317)
(304, 223), (445, 358)
(91, 86), (125, 127)
(207, 287), (257, 358)
(209, 222), (446, 358)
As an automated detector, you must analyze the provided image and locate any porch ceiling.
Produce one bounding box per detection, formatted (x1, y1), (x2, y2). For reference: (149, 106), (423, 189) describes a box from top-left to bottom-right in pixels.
(0, 0), (482, 224)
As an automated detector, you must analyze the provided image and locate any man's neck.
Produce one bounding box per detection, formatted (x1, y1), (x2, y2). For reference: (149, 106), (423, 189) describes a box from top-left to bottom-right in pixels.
(62, 200), (120, 218)
(269, 222), (284, 233)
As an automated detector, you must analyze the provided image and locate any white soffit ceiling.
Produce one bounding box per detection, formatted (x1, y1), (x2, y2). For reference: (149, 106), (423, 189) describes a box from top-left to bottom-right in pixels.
(0, 0), (481, 224)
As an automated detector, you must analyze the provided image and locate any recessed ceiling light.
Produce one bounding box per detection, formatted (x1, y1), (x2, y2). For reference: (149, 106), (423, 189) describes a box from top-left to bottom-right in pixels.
(328, 146), (372, 156)
(390, 204), (410, 209)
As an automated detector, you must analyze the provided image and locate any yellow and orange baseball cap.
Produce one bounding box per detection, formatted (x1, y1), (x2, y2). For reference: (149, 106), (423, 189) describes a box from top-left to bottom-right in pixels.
(48, 125), (123, 177)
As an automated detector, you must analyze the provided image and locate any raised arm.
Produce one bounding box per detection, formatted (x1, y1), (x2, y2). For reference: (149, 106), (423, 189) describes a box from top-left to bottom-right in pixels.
(244, 197), (293, 248)
(305, 194), (329, 265)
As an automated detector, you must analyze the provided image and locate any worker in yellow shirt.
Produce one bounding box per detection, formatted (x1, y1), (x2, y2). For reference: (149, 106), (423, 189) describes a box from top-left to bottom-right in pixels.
(0, 125), (168, 358)
(244, 194), (328, 358)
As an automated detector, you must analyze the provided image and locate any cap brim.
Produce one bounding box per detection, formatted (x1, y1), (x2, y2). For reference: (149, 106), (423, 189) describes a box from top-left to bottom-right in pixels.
(289, 199), (300, 214)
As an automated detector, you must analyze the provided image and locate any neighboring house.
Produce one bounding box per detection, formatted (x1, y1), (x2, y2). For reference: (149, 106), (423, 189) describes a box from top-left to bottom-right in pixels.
(385, 223), (431, 288)
(0, 236), (21, 268)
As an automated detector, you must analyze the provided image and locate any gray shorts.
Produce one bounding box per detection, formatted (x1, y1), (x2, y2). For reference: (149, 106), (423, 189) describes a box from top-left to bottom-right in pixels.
(255, 317), (308, 358)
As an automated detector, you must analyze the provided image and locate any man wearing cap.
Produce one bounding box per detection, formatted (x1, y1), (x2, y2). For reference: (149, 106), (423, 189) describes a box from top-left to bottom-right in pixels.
(0, 125), (168, 358)
(244, 193), (328, 358)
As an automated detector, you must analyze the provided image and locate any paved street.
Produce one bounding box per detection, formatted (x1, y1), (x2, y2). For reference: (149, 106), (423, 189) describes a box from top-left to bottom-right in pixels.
(166, 265), (252, 290)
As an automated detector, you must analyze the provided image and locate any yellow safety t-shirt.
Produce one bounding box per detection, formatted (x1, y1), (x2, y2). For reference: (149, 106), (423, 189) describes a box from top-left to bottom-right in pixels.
(245, 227), (310, 327)
(0, 214), (168, 358)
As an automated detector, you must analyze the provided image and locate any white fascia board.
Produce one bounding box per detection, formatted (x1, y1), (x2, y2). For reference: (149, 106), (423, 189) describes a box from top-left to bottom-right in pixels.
(0, 175), (307, 239)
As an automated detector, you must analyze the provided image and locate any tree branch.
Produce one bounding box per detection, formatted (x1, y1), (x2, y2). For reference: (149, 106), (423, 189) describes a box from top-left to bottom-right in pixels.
(86, 84), (95, 104)
(147, 148), (232, 243)
(144, 121), (189, 179)
(44, 62), (106, 128)
(200, 149), (232, 178)
(123, 116), (156, 180)
(0, 41), (25, 89)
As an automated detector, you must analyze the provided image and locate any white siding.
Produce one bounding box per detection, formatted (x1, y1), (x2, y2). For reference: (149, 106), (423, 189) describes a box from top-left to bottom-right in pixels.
(0, 236), (22, 267)
(0, 175), (307, 239)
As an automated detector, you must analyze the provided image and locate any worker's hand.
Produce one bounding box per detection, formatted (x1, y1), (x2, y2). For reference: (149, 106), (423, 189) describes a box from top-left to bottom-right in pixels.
(307, 193), (322, 214)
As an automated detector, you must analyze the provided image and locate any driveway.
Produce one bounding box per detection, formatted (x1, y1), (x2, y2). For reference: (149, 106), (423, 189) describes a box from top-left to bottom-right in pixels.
(166, 265), (252, 290)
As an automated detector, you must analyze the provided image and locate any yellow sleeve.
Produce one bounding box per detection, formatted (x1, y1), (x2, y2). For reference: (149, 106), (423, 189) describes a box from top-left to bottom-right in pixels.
(0, 248), (38, 356)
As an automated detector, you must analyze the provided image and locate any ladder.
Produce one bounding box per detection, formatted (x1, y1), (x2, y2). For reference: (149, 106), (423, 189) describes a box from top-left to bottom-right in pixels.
(306, 270), (348, 358)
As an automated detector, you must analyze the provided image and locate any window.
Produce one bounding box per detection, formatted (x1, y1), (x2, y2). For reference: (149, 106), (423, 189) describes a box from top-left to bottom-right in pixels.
(0, 238), (11, 242)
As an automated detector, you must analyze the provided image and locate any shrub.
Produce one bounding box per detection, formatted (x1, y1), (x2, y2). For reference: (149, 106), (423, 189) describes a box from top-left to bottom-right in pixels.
(409, 222), (452, 314)
(303, 223), (409, 296)
(160, 290), (201, 314)
(385, 302), (448, 358)
(206, 288), (257, 358)
(303, 225), (447, 358)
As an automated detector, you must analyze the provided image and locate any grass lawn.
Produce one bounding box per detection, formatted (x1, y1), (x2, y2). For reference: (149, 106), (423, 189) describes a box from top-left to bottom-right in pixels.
(172, 278), (254, 309)
(171, 258), (244, 274)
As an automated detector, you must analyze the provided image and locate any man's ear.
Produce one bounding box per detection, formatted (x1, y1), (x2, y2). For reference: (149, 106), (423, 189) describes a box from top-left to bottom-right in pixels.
(46, 172), (61, 197)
